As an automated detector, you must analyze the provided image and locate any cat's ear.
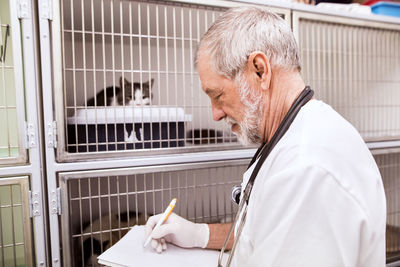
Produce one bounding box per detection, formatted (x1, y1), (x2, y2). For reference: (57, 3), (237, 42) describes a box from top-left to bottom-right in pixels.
(145, 79), (154, 88)
(120, 77), (130, 88)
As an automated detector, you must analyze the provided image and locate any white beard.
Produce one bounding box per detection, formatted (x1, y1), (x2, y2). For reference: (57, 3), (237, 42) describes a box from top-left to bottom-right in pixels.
(225, 74), (263, 146)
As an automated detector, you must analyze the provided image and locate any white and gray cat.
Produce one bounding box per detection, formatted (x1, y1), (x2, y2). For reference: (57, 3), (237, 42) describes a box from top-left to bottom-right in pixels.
(87, 77), (154, 106)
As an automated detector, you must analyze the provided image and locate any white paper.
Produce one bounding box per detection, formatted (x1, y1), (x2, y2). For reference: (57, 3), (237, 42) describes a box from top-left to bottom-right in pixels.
(98, 225), (228, 267)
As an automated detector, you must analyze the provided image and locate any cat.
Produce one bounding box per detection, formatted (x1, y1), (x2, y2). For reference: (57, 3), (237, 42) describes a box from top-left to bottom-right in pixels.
(79, 211), (148, 267)
(86, 77), (154, 106)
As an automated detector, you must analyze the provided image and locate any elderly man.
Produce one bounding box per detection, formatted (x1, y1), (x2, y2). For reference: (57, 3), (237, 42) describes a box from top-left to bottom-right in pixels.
(145, 6), (386, 267)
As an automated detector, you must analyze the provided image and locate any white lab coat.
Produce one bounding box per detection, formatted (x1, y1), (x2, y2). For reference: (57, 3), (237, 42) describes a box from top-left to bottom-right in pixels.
(233, 100), (386, 267)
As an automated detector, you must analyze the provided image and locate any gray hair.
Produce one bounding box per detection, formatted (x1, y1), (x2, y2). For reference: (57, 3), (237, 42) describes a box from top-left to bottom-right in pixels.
(196, 6), (301, 79)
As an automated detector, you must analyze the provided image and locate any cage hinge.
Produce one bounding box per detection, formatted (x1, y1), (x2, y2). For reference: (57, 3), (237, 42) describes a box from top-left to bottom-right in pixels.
(26, 122), (37, 148)
(29, 191), (41, 217)
(50, 188), (62, 215)
(47, 121), (57, 148)
(18, 0), (31, 19)
(40, 0), (53, 20)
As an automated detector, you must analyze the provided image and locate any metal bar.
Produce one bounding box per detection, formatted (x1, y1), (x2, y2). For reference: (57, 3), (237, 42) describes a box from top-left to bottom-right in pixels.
(120, 1), (127, 151)
(134, 174), (138, 223)
(125, 175), (129, 226)
(81, 0), (89, 153)
(70, 0), (79, 153)
(147, 4), (153, 149)
(152, 173), (155, 215)
(61, 29), (206, 41)
(138, 3), (144, 149)
(61, 0), (70, 153)
(117, 176), (121, 239)
(156, 5), (162, 149)
(129, 1), (134, 151)
(97, 176), (103, 258)
(0, 184), (4, 267)
(9, 185), (17, 267)
(101, 0), (108, 152)
(107, 176), (112, 249)
(184, 170), (188, 218)
(143, 173), (148, 219)
(209, 11), (215, 144)
(164, 6), (170, 147)
(78, 179), (84, 266)
(111, 0), (118, 151)
(88, 177), (94, 267)
(90, 0), (99, 152)
(189, 9), (194, 145)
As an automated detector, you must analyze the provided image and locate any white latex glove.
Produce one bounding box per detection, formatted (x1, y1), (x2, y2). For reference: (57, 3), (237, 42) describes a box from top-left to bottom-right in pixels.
(145, 212), (209, 253)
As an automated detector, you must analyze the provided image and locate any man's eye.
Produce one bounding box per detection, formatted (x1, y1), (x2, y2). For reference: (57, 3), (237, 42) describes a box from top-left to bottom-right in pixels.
(215, 93), (222, 100)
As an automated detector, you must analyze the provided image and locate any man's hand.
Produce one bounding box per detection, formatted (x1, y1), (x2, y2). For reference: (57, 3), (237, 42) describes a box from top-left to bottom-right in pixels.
(145, 212), (209, 253)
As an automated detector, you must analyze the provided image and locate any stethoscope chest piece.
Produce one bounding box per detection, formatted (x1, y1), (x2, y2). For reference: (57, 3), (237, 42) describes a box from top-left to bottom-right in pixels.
(231, 185), (242, 205)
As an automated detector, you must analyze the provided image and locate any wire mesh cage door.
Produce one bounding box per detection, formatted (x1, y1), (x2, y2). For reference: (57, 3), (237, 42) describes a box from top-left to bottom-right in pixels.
(58, 159), (248, 267)
(0, 176), (33, 267)
(0, 0), (27, 165)
(373, 151), (400, 263)
(53, 0), (291, 161)
(293, 11), (400, 143)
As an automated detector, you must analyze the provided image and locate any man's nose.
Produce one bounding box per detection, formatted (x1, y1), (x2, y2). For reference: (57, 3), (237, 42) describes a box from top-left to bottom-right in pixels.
(211, 104), (225, 121)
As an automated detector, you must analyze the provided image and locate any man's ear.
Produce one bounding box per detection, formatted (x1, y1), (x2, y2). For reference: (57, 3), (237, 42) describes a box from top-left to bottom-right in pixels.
(246, 51), (271, 91)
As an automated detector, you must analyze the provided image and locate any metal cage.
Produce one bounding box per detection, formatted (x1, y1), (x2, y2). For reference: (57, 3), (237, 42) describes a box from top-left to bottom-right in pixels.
(293, 11), (400, 142)
(0, 0), (27, 166)
(58, 159), (248, 267)
(0, 176), (33, 267)
(373, 150), (400, 263)
(52, 0), (290, 162)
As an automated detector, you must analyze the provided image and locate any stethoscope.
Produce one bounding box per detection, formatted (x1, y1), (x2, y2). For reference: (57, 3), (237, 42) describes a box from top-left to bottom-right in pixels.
(218, 86), (314, 267)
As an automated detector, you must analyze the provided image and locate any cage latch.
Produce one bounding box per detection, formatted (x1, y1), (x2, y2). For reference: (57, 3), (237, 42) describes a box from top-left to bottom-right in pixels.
(50, 188), (62, 215)
(26, 122), (36, 148)
(47, 121), (57, 148)
(29, 191), (41, 217)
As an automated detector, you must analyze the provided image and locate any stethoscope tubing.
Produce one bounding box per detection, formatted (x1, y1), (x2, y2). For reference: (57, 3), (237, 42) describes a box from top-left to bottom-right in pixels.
(219, 87), (314, 267)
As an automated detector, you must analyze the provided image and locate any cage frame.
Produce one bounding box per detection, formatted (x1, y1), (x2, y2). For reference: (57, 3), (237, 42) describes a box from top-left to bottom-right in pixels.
(292, 10), (400, 143)
(50, 0), (291, 163)
(0, 0), (48, 265)
(0, 0), (28, 166)
(0, 176), (33, 267)
(58, 158), (249, 267)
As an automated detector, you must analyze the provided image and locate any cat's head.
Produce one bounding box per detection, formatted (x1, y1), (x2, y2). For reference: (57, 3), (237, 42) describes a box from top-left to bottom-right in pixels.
(132, 78), (154, 106)
(118, 77), (154, 106)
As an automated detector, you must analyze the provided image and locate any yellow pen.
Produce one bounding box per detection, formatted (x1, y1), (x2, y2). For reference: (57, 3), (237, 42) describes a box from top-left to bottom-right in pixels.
(144, 198), (177, 247)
